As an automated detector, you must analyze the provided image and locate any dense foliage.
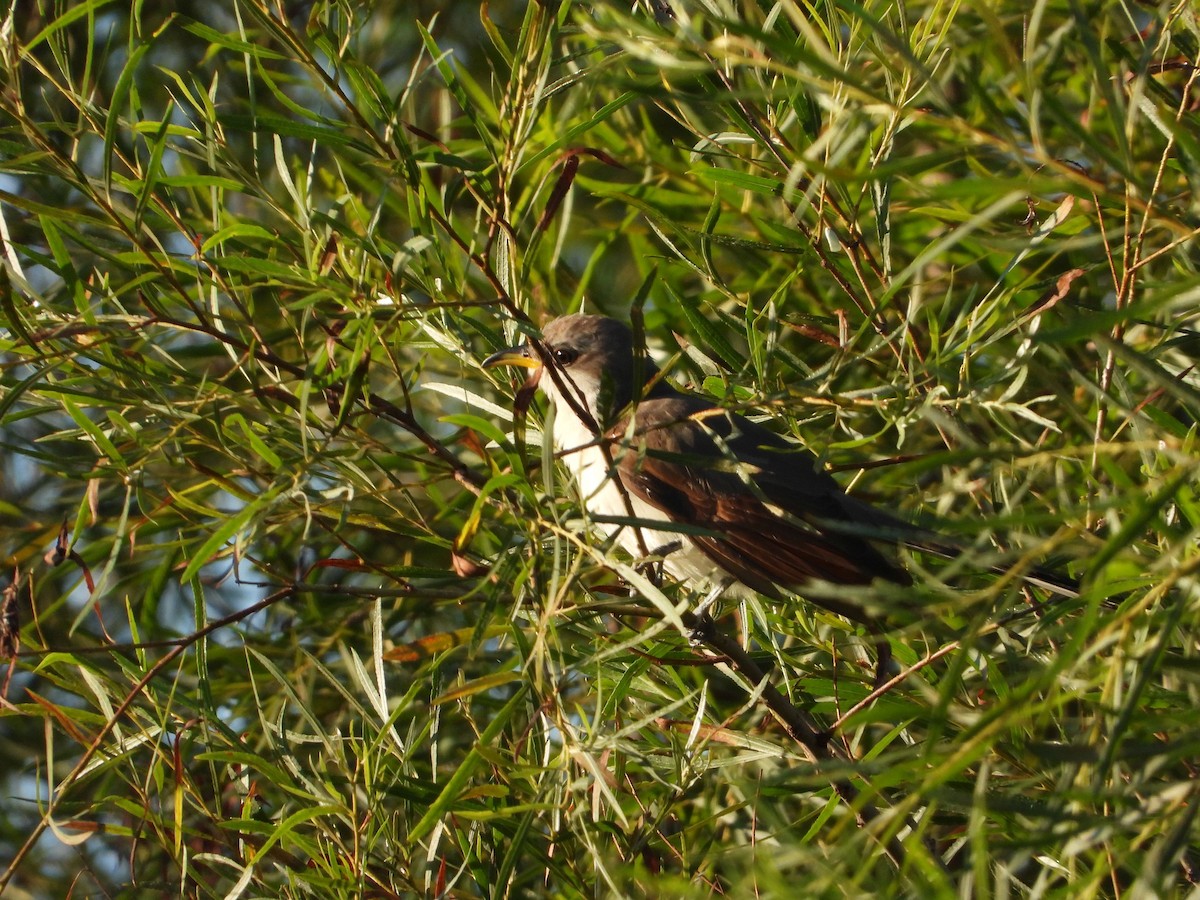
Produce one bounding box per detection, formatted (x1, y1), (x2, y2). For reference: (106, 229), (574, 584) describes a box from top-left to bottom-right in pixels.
(1, 0), (1197, 895)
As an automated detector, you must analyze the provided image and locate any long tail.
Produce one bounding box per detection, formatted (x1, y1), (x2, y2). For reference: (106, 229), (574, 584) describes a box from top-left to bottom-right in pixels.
(832, 497), (1081, 598)
(896, 531), (1079, 597)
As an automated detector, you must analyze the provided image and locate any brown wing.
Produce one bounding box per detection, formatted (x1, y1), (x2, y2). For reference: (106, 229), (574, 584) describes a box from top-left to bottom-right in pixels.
(610, 396), (909, 625)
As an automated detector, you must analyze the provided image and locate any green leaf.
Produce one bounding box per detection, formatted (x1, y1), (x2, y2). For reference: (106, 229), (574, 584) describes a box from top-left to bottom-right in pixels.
(692, 168), (783, 195)
(179, 494), (271, 583)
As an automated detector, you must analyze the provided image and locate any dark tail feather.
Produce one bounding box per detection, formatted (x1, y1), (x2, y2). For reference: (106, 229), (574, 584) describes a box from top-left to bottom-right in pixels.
(831, 497), (1081, 598)
(896, 532), (1080, 598)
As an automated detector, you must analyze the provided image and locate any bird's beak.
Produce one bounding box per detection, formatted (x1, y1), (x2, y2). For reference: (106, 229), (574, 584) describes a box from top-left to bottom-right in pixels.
(482, 344), (541, 370)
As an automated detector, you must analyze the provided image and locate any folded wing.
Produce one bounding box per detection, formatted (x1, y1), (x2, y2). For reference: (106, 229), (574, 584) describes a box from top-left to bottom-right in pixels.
(611, 396), (910, 625)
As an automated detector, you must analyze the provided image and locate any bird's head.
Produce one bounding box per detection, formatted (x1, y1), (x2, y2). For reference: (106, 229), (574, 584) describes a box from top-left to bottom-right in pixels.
(483, 314), (656, 427)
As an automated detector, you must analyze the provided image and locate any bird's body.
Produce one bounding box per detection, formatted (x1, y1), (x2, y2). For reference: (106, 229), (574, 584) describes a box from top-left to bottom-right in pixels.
(553, 383), (909, 609)
(551, 388), (769, 591)
(548, 395), (712, 580)
(484, 314), (1077, 677)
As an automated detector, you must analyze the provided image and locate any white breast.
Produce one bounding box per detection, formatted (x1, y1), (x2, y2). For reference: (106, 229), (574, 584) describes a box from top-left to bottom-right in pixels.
(550, 403), (725, 587)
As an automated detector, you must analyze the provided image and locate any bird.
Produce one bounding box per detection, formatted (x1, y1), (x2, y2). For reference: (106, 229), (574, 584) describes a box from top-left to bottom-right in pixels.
(483, 313), (1079, 682)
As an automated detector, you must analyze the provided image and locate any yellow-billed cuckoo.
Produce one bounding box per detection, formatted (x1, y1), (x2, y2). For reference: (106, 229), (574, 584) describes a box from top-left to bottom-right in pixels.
(484, 314), (1078, 679)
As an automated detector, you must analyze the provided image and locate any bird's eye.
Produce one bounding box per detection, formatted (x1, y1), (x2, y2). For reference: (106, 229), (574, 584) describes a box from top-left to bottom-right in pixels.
(552, 346), (578, 366)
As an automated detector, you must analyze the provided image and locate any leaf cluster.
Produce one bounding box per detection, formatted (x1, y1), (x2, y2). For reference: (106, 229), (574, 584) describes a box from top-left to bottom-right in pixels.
(0, 0), (1197, 896)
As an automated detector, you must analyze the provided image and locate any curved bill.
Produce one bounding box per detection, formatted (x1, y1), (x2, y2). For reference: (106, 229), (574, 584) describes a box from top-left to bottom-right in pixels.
(482, 344), (540, 370)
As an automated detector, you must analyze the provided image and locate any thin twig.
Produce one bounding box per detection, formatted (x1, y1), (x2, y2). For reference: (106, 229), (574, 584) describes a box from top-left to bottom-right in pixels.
(685, 612), (931, 872)
(0, 587), (298, 892)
